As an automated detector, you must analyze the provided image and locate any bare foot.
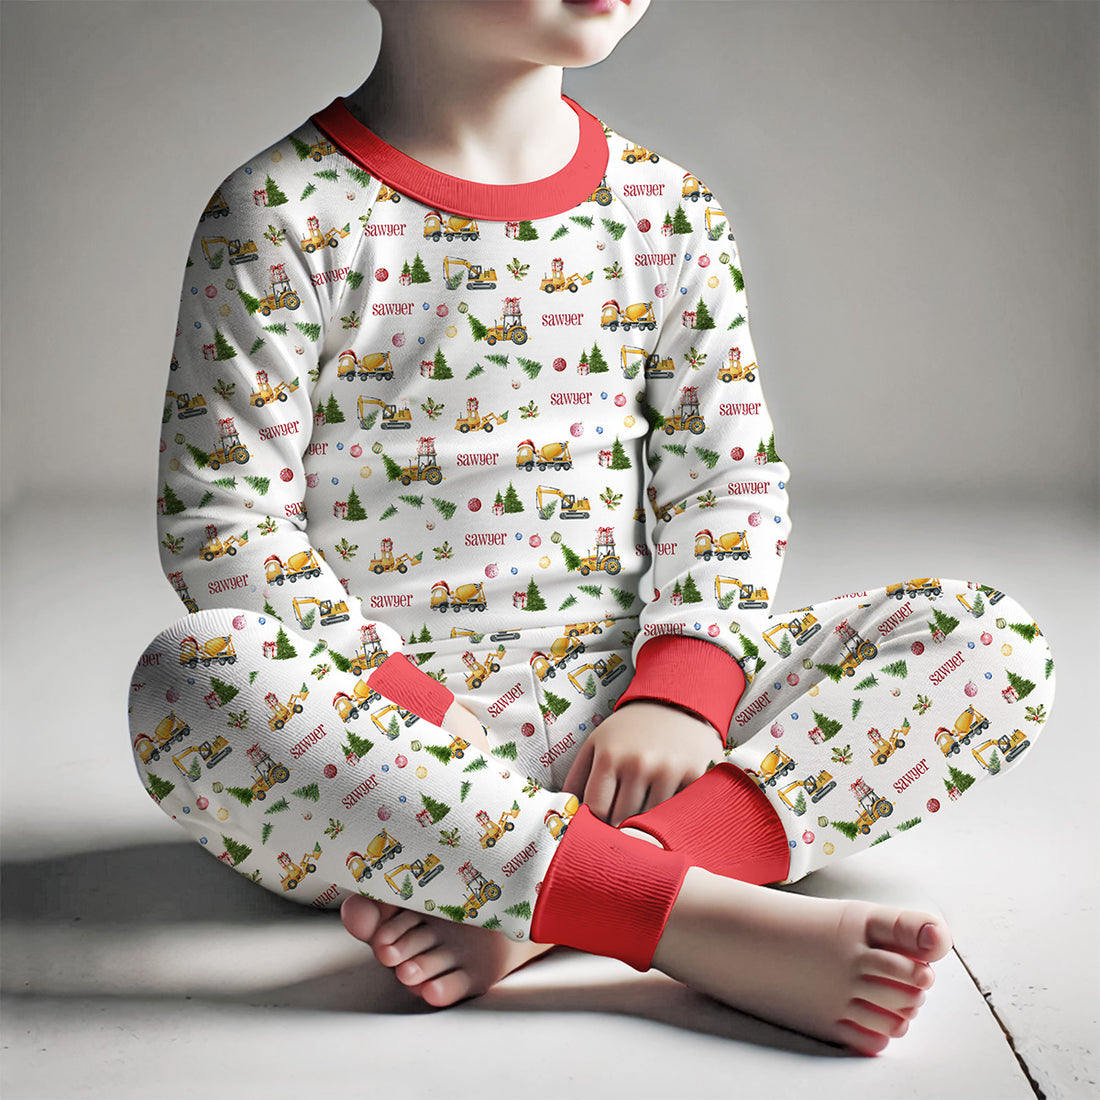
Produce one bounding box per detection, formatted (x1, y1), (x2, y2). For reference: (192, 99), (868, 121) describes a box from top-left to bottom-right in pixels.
(342, 894), (553, 1007)
(652, 867), (953, 1056)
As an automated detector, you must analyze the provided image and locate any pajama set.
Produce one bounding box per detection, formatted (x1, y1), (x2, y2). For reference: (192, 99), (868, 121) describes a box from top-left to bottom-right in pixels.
(129, 93), (1055, 966)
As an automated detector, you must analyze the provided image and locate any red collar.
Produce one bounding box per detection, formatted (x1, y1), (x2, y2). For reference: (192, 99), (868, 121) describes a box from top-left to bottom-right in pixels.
(310, 95), (609, 222)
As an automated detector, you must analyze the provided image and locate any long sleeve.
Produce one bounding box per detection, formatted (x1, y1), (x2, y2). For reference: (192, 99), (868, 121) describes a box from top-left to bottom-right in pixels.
(612, 179), (792, 747)
(156, 150), (453, 724)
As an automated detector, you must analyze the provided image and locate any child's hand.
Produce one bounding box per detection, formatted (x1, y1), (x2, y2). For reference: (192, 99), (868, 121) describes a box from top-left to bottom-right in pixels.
(441, 698), (492, 756)
(562, 701), (723, 826)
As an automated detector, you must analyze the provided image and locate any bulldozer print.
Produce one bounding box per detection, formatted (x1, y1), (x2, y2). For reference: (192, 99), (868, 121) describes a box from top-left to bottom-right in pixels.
(456, 397), (507, 433)
(539, 258), (592, 294)
(298, 215), (350, 253)
(280, 845), (321, 891)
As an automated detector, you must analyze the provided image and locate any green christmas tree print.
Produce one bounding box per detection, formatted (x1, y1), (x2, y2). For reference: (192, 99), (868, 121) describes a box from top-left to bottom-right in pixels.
(671, 205), (693, 234)
(929, 607), (959, 638)
(1010, 622), (1039, 642)
(517, 220), (539, 241)
(524, 577), (547, 611)
(274, 626), (297, 660)
(502, 482), (524, 513)
(680, 573), (704, 604)
(945, 764), (976, 795)
(221, 835), (252, 866)
(1005, 669), (1035, 701)
(813, 711), (843, 740)
(343, 730), (375, 759)
(226, 785), (255, 807)
(504, 900), (532, 920)
(323, 393), (345, 424)
(587, 343), (610, 374)
(463, 755), (489, 773)
(410, 253), (430, 284)
(693, 296), (716, 330)
(542, 689), (571, 718)
(262, 174), (289, 207)
(145, 772), (175, 802)
(419, 793), (451, 823)
(293, 782), (321, 802)
(344, 487), (368, 521)
(208, 677), (239, 706)
(431, 347), (453, 380)
(437, 904), (467, 923)
(831, 819), (859, 841)
(161, 483), (186, 515)
(609, 436), (632, 470)
(491, 741), (518, 761)
(424, 743), (453, 766)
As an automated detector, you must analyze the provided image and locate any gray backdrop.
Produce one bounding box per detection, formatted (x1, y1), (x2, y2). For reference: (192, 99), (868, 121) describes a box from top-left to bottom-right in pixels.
(2, 0), (1097, 514)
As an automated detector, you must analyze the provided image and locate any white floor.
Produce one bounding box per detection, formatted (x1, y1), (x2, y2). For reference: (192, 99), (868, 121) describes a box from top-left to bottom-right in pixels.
(2, 494), (1097, 1100)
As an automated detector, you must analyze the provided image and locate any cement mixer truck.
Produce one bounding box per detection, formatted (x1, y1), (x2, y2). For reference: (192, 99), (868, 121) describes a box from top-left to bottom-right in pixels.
(516, 440), (573, 472)
(600, 300), (656, 332)
(264, 551), (324, 585)
(337, 349), (395, 382)
(430, 580), (488, 613)
(694, 529), (751, 562)
(423, 210), (480, 242)
(179, 635), (237, 669)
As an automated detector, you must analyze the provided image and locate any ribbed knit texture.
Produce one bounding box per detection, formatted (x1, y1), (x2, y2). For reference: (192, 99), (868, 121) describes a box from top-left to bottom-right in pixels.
(620, 762), (791, 885)
(312, 95), (610, 222)
(530, 805), (690, 972)
(613, 635), (746, 744)
(369, 652), (454, 726)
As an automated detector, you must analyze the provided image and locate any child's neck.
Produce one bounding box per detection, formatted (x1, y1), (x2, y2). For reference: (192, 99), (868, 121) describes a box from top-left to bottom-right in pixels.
(344, 37), (579, 186)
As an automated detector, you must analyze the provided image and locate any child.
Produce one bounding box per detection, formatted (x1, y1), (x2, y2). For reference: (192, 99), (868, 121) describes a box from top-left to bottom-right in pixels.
(130, 0), (1054, 1057)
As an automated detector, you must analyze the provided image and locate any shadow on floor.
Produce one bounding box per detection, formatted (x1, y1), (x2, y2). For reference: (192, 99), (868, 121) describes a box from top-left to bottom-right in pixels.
(1, 842), (847, 1058)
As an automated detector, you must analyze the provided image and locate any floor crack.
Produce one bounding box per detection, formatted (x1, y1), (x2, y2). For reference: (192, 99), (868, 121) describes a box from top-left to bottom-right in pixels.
(954, 946), (1046, 1100)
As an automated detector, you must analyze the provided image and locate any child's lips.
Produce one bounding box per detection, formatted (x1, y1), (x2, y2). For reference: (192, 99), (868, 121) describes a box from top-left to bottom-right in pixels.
(563, 0), (630, 12)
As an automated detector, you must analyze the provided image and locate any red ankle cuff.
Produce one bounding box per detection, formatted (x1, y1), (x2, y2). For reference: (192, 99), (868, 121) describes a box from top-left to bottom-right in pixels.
(621, 762), (791, 885)
(529, 805), (690, 972)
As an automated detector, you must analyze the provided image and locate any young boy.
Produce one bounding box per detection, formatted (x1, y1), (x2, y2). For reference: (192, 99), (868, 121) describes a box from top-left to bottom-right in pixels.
(130, 0), (1054, 1057)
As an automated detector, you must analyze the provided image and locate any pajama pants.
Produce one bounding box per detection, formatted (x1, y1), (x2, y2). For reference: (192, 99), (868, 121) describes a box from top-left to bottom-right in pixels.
(128, 576), (1054, 943)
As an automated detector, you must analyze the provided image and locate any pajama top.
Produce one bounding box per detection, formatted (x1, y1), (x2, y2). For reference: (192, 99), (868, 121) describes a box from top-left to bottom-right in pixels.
(156, 93), (792, 747)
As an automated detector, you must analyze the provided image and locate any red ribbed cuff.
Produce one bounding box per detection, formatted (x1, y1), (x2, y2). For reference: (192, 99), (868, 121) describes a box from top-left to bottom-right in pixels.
(367, 653), (454, 726)
(614, 636), (746, 743)
(529, 805), (689, 972)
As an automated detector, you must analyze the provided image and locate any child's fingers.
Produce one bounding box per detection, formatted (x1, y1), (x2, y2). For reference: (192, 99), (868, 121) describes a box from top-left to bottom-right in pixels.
(609, 771), (649, 827)
(562, 739), (595, 797)
(640, 772), (680, 814)
(582, 759), (619, 823)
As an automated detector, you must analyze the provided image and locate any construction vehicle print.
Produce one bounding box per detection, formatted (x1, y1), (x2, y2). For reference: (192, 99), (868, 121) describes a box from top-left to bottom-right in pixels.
(369, 537), (421, 574)
(583, 171), (613, 205)
(249, 369), (299, 407)
(935, 706), (990, 755)
(279, 846), (320, 891)
(375, 183), (401, 203)
(714, 576), (770, 611)
(695, 529), (751, 561)
(762, 610), (821, 653)
(245, 742), (291, 800)
(835, 619), (879, 676)
(264, 550), (323, 585)
(886, 578), (943, 600)
(304, 137), (336, 161)
(778, 770), (837, 815)
(384, 855), (446, 898)
(456, 396), (508, 433)
(849, 776), (893, 834)
(477, 804), (520, 849)
(973, 730), (1030, 771)
(449, 627), (486, 644)
(443, 255), (496, 289)
(516, 439), (573, 472)
(457, 861), (501, 920)
(171, 736), (233, 778)
(180, 634), (237, 668)
(564, 617), (616, 637)
(544, 794), (580, 840)
(621, 143), (659, 164)
(567, 656), (627, 697)
(163, 391), (208, 420)
(430, 580), (488, 613)
(266, 688), (308, 732)
(704, 207), (734, 241)
(977, 584), (1006, 604)
(133, 711), (191, 763)
(663, 385), (705, 434)
(423, 210), (480, 242)
(577, 526), (622, 576)
(349, 624), (388, 676)
(346, 831), (403, 882)
(955, 592), (986, 617)
(539, 257), (593, 294)
(717, 346), (758, 382)
(200, 235), (259, 267)
(358, 394), (412, 430)
(536, 485), (590, 519)
(447, 735), (471, 761)
(485, 296), (528, 345)
(299, 215), (350, 253)
(600, 300), (656, 332)
(868, 725), (907, 766)
(200, 187), (230, 221)
(338, 349), (396, 381)
(647, 484), (687, 523)
(749, 747), (798, 788)
(682, 173), (713, 202)
(257, 262), (301, 316)
(205, 416), (250, 469)
(529, 635), (586, 681)
(292, 596), (351, 628)
(463, 646), (505, 690)
(199, 524), (249, 562)
(332, 678), (379, 723)
(167, 572), (199, 613)
(370, 702), (420, 739)
(398, 436), (444, 485)
(620, 345), (674, 380)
